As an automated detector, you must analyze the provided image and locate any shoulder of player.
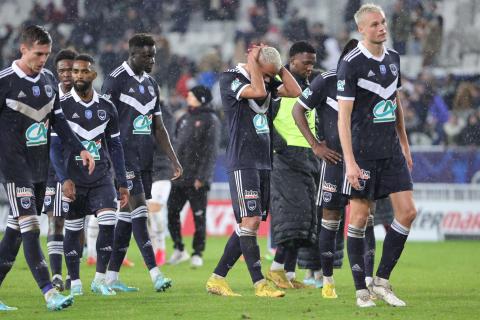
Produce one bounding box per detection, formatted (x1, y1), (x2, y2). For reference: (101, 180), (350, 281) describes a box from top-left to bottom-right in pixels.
(108, 64), (127, 78)
(98, 93), (116, 109)
(222, 67), (248, 81)
(341, 46), (362, 63)
(0, 66), (14, 81)
(386, 47), (399, 57)
(59, 91), (73, 102)
(41, 68), (55, 77)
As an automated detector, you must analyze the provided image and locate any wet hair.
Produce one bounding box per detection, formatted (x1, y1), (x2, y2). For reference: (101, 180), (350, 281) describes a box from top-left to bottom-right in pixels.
(354, 3), (385, 26)
(129, 34), (155, 49)
(54, 49), (78, 66)
(74, 54), (95, 65)
(20, 25), (52, 46)
(289, 41), (316, 57)
(259, 47), (282, 72)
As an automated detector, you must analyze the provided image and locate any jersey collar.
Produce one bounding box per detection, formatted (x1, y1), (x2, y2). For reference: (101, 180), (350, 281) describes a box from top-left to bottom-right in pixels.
(358, 42), (389, 62)
(122, 61), (147, 83)
(70, 87), (99, 107)
(11, 61), (41, 83)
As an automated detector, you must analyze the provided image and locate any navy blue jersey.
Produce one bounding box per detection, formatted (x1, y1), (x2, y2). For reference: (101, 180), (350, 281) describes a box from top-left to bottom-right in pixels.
(57, 89), (120, 186)
(336, 42), (402, 160)
(101, 61), (161, 171)
(297, 70), (341, 153)
(220, 64), (282, 172)
(0, 62), (83, 184)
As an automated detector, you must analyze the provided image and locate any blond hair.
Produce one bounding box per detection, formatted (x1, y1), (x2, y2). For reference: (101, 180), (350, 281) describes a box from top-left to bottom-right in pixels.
(259, 47), (282, 72)
(354, 3), (385, 26)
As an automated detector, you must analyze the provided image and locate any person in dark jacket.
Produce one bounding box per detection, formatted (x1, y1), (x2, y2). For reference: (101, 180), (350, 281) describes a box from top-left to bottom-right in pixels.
(167, 85), (220, 268)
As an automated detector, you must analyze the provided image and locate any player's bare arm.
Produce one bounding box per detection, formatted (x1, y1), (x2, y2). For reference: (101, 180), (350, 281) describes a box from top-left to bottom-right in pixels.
(154, 116), (183, 180)
(277, 66), (301, 98)
(395, 95), (413, 171)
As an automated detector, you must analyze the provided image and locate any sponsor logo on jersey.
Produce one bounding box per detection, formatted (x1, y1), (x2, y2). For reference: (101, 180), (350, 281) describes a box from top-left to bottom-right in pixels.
(138, 85), (145, 94)
(322, 182), (337, 193)
(133, 114), (153, 134)
(72, 112), (80, 119)
(302, 87), (313, 99)
(231, 78), (241, 91)
(372, 99), (397, 123)
(247, 200), (257, 211)
(98, 109), (106, 121)
(25, 120), (49, 146)
(244, 190), (259, 200)
(16, 187), (33, 197)
(44, 85), (53, 98)
(337, 80), (345, 91)
(18, 90), (26, 98)
(148, 86), (155, 96)
(367, 70), (376, 77)
(32, 85), (41, 97)
(20, 197), (31, 209)
(128, 88), (135, 93)
(389, 64), (398, 77)
(75, 140), (102, 161)
(253, 113), (269, 134)
(85, 109), (93, 119)
(379, 65), (387, 75)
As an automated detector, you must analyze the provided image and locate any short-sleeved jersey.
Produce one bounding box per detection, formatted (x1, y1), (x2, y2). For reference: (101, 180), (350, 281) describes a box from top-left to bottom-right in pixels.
(220, 64), (282, 172)
(336, 42), (402, 160)
(0, 62), (59, 183)
(297, 70), (341, 153)
(58, 89), (120, 186)
(101, 61), (161, 171)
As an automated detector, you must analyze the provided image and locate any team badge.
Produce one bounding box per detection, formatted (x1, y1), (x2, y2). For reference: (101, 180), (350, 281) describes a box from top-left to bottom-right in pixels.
(21, 197), (31, 209)
(148, 86), (155, 96)
(32, 86), (41, 97)
(138, 85), (145, 94)
(85, 110), (93, 119)
(231, 78), (241, 91)
(44, 196), (51, 206)
(62, 201), (70, 213)
(379, 65), (387, 75)
(389, 64), (398, 77)
(98, 110), (107, 121)
(358, 179), (366, 191)
(247, 200), (257, 211)
(323, 192), (332, 203)
(302, 87), (313, 99)
(44, 85), (53, 98)
(337, 80), (345, 91)
(127, 180), (133, 191)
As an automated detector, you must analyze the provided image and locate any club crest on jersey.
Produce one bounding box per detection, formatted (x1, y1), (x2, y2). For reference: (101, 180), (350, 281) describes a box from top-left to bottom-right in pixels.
(253, 114), (269, 135)
(231, 78), (241, 92)
(25, 120), (49, 147)
(302, 87), (313, 99)
(32, 85), (41, 97)
(133, 114), (153, 134)
(148, 86), (155, 96)
(379, 65), (387, 75)
(98, 110), (107, 121)
(44, 85), (53, 98)
(138, 85), (145, 94)
(389, 64), (398, 77)
(44, 196), (51, 206)
(85, 110), (93, 119)
(247, 200), (257, 211)
(20, 197), (31, 209)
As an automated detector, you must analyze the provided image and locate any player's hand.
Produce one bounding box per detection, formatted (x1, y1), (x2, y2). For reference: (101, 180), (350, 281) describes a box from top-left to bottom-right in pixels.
(346, 161), (367, 191)
(62, 179), (76, 201)
(118, 187), (129, 208)
(312, 141), (342, 165)
(171, 161), (183, 181)
(80, 150), (95, 175)
(194, 179), (204, 190)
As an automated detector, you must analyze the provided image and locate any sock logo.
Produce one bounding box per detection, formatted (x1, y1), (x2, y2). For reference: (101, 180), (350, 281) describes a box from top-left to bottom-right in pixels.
(142, 240), (152, 248)
(65, 250), (78, 257)
(253, 260), (261, 268)
(99, 246), (112, 252)
(351, 264), (363, 272)
(321, 251), (334, 258)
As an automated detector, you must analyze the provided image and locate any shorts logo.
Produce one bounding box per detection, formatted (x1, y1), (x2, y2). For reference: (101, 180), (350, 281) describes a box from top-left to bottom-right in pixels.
(360, 169), (371, 179)
(62, 201), (69, 213)
(337, 80), (345, 91)
(253, 114), (269, 134)
(44, 85), (53, 98)
(379, 65), (387, 75)
(138, 85), (145, 94)
(389, 64), (398, 77)
(231, 78), (242, 92)
(16, 187), (33, 197)
(373, 99), (396, 123)
(127, 180), (133, 191)
(25, 120), (49, 147)
(358, 179), (366, 191)
(20, 197), (31, 209)
(126, 171), (135, 180)
(32, 85), (41, 97)
(244, 190), (259, 200)
(148, 86), (155, 96)
(85, 109), (93, 120)
(323, 192), (332, 203)
(98, 110), (107, 121)
(247, 200), (257, 211)
(133, 114), (153, 134)
(45, 187), (56, 196)
(44, 196), (51, 206)
(302, 87), (313, 99)
(322, 182), (337, 193)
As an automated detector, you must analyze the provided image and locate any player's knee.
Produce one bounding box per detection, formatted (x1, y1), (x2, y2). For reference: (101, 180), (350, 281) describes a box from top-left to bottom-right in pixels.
(323, 208), (342, 221)
(349, 212), (368, 229)
(240, 216), (261, 231)
(403, 206), (417, 225)
(18, 215), (40, 233)
(53, 217), (64, 234)
(97, 210), (116, 226)
(65, 218), (84, 231)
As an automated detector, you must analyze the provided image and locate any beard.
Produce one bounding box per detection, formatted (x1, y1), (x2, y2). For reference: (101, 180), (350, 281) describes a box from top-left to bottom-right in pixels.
(73, 81), (91, 92)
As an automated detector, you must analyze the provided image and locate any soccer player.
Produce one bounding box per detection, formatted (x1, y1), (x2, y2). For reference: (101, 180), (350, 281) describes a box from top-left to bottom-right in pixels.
(101, 34), (182, 292)
(292, 39), (359, 298)
(51, 54), (129, 296)
(337, 4), (415, 307)
(0, 25), (94, 311)
(44, 48), (77, 292)
(206, 45), (302, 297)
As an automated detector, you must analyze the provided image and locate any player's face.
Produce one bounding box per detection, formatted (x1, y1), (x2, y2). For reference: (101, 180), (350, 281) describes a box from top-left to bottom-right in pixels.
(290, 52), (316, 78)
(72, 60), (96, 92)
(56, 59), (74, 91)
(359, 11), (387, 44)
(20, 42), (51, 73)
(258, 62), (279, 81)
(131, 45), (156, 73)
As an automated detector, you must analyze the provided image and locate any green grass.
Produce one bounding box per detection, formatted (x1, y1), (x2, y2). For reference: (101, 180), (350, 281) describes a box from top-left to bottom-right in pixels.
(1, 237), (479, 319)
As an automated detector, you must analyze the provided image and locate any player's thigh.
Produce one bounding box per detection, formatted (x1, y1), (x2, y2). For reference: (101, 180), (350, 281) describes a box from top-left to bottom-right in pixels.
(228, 169), (264, 225)
(320, 161), (348, 212)
(389, 190), (416, 227)
(87, 183), (118, 214)
(375, 152), (413, 200)
(4, 181), (37, 218)
(342, 159), (376, 203)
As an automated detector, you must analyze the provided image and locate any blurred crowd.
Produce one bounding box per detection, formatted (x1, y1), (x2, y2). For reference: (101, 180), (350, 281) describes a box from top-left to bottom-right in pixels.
(0, 0), (478, 147)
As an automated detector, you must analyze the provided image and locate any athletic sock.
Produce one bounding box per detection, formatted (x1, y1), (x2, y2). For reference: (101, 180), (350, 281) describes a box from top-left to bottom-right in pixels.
(284, 245), (298, 273)
(239, 227), (263, 284)
(319, 219), (340, 277)
(0, 222), (22, 286)
(213, 231), (242, 277)
(96, 211), (116, 274)
(108, 212), (132, 273)
(347, 224), (367, 290)
(47, 234), (64, 277)
(364, 215), (375, 278)
(87, 216), (99, 258)
(64, 218), (84, 281)
(131, 206), (156, 270)
(376, 219), (410, 280)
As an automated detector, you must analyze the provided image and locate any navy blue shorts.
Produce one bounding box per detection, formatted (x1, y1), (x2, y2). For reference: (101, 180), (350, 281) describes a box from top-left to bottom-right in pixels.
(43, 181), (64, 216)
(125, 170), (152, 200)
(342, 151), (413, 201)
(65, 182), (117, 220)
(317, 160), (348, 210)
(4, 181), (46, 217)
(228, 169), (270, 224)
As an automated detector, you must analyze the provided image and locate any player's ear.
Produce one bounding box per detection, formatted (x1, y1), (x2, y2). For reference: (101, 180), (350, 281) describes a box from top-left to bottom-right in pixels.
(20, 43), (28, 55)
(92, 70), (97, 80)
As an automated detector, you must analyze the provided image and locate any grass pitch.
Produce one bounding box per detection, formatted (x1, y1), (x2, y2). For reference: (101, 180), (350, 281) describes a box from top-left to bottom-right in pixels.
(1, 236), (479, 320)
